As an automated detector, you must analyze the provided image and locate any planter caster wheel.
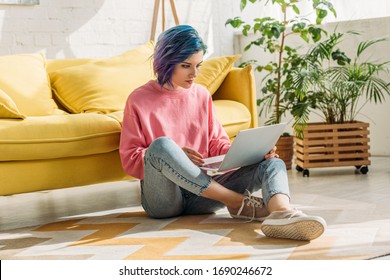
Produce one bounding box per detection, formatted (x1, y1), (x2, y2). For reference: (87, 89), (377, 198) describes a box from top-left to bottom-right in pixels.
(296, 165), (304, 172)
(355, 165), (369, 174)
(302, 169), (310, 177)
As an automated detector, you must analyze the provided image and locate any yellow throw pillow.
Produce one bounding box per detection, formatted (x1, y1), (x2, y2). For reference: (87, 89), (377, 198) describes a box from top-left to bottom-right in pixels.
(195, 54), (241, 95)
(0, 52), (58, 116)
(49, 42), (155, 114)
(0, 89), (26, 119)
(46, 58), (97, 73)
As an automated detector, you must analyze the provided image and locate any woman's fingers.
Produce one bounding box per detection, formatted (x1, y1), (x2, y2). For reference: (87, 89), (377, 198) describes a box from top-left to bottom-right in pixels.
(182, 147), (205, 166)
(264, 146), (279, 160)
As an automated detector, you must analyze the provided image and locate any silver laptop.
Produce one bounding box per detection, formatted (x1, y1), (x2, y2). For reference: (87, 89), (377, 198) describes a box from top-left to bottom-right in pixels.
(201, 123), (287, 174)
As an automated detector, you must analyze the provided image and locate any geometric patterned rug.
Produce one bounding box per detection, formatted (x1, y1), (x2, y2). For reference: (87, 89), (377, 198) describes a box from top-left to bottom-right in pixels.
(1, 206), (388, 260)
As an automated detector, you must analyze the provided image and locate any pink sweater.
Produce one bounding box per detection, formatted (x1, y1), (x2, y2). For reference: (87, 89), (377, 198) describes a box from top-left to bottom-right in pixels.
(119, 80), (231, 179)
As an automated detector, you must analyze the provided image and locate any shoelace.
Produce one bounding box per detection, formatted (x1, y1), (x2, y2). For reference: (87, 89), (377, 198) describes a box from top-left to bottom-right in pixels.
(237, 190), (264, 222)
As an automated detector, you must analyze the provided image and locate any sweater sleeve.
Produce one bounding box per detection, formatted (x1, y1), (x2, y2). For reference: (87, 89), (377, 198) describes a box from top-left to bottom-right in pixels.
(119, 97), (147, 179)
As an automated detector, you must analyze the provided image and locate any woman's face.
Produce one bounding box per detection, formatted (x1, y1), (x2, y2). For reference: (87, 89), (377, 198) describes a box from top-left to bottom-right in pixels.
(169, 50), (203, 90)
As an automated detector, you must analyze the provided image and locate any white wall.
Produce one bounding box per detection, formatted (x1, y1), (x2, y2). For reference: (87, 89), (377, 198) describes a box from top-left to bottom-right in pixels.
(0, 0), (239, 59)
(238, 0), (390, 24)
(235, 16), (390, 156)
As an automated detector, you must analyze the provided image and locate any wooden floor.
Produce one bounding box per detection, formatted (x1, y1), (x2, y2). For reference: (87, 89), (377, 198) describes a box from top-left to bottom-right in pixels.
(1, 156), (389, 259)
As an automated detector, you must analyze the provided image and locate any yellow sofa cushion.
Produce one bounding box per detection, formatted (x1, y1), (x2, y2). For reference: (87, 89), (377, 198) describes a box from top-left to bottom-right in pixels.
(195, 55), (240, 95)
(0, 89), (26, 119)
(214, 100), (251, 138)
(49, 42), (155, 114)
(105, 111), (124, 124)
(0, 52), (59, 116)
(0, 114), (121, 161)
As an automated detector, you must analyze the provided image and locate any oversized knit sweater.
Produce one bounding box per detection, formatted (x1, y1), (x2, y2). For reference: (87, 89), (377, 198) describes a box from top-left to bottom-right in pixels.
(119, 80), (231, 179)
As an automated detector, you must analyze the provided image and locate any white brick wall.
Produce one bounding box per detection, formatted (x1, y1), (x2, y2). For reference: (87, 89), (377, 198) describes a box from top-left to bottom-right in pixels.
(0, 0), (240, 59)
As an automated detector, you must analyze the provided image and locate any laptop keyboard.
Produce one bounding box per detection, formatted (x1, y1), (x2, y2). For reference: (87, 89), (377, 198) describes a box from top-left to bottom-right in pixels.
(202, 161), (222, 169)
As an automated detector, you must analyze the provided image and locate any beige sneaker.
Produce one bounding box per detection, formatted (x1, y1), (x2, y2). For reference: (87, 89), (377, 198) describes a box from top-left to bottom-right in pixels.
(260, 209), (326, 241)
(228, 191), (270, 222)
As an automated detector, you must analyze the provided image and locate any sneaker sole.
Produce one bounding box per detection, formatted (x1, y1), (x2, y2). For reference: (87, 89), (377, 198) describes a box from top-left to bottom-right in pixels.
(260, 217), (326, 241)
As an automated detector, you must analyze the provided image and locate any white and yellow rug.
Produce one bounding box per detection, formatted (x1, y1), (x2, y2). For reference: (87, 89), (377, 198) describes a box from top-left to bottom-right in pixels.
(2, 157), (390, 260)
(1, 205), (389, 260)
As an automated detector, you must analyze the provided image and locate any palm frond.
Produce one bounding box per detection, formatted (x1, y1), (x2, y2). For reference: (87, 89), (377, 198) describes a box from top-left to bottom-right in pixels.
(357, 37), (388, 57)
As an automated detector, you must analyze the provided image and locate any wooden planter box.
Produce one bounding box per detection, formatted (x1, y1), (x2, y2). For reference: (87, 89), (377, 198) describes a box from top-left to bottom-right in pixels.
(276, 135), (293, 170)
(294, 121), (370, 176)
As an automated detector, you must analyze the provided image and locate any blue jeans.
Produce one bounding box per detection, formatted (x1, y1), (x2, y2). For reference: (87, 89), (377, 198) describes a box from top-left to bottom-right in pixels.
(141, 137), (290, 218)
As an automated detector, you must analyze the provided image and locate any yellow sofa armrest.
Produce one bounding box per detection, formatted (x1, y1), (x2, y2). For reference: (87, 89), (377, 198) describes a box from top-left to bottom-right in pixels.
(212, 65), (258, 128)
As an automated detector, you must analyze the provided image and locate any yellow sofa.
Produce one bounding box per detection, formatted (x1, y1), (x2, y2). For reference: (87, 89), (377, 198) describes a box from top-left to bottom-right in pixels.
(0, 42), (258, 196)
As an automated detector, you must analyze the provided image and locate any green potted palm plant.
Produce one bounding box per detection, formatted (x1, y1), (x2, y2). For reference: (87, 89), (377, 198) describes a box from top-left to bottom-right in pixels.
(226, 0), (336, 169)
(289, 31), (390, 176)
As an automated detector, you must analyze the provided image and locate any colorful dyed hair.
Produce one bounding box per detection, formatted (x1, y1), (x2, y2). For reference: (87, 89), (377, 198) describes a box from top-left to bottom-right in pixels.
(153, 25), (207, 88)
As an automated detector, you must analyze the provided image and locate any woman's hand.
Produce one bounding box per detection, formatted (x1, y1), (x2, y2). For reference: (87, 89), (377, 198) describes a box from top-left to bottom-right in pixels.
(264, 146), (279, 160)
(182, 147), (205, 166)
